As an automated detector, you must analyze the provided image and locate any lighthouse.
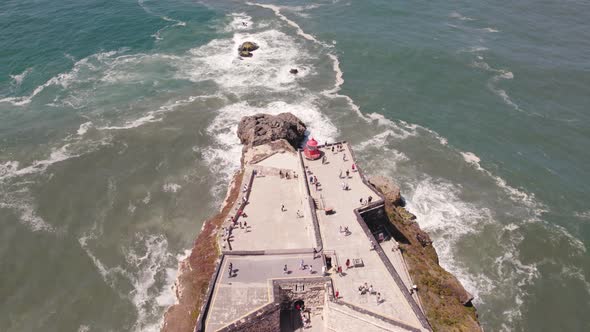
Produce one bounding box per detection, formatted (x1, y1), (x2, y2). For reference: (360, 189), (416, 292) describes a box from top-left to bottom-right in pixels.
(303, 137), (321, 160)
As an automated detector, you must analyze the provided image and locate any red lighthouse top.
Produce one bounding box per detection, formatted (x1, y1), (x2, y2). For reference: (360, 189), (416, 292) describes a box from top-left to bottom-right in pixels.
(303, 137), (321, 160)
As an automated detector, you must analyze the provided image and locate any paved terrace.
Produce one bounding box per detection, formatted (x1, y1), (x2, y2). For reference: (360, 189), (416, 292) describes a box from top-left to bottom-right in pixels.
(205, 253), (321, 331)
(301, 143), (425, 330)
(202, 146), (429, 331)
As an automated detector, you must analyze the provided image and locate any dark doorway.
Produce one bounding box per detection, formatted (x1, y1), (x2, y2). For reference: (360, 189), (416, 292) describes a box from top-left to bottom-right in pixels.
(325, 256), (332, 270)
(280, 301), (305, 332)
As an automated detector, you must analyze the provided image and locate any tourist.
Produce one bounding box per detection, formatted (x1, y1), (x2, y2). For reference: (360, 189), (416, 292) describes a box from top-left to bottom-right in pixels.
(313, 248), (318, 258)
(283, 264), (288, 274)
(346, 170), (350, 178)
(300, 259), (305, 270)
(352, 164), (356, 172)
(345, 259), (350, 269)
(239, 221), (243, 229)
(344, 226), (350, 235)
(322, 265), (326, 275)
(339, 169), (343, 178)
(281, 204), (285, 212)
(242, 196), (247, 203)
(331, 146), (335, 153)
(370, 241), (376, 250)
(309, 176), (314, 184)
(242, 184), (248, 192)
(343, 153), (347, 161)
(369, 285), (374, 294)
(339, 225), (343, 233)
(341, 182), (345, 190)
(368, 195), (373, 204)
(229, 263), (233, 277)
(376, 293), (381, 304)
(335, 290), (339, 299)
(360, 198), (364, 205)
(309, 265), (313, 274)
(297, 210), (303, 218)
(244, 221), (248, 229)
(313, 176), (318, 183)
(337, 266), (343, 276)
(279, 170), (283, 178)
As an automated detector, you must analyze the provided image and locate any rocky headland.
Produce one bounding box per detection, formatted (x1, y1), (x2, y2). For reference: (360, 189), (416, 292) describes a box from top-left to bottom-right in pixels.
(161, 113), (480, 332)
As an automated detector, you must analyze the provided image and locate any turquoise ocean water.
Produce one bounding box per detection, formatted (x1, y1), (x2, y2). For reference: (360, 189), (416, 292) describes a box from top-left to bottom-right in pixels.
(1, 1), (589, 331)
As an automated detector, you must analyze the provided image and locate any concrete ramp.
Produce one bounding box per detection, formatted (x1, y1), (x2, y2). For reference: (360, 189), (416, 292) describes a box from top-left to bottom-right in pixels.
(326, 300), (422, 332)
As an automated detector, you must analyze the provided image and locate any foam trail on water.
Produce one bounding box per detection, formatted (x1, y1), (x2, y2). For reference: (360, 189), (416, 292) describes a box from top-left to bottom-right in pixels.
(224, 12), (253, 32)
(80, 230), (178, 332)
(10, 68), (33, 87)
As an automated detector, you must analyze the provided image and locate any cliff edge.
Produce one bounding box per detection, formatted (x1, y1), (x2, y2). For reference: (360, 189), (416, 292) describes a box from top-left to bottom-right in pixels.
(368, 176), (481, 332)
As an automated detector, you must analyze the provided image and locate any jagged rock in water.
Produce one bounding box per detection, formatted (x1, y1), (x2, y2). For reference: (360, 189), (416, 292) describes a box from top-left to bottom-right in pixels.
(368, 175), (402, 206)
(237, 113), (307, 148)
(239, 50), (252, 57)
(289, 68), (299, 74)
(238, 41), (259, 57)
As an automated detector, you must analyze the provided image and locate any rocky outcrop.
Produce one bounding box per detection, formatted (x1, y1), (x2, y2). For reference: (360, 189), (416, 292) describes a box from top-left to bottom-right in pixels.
(238, 41), (259, 57)
(289, 68), (299, 74)
(371, 177), (480, 331)
(237, 113), (306, 149)
(368, 175), (402, 206)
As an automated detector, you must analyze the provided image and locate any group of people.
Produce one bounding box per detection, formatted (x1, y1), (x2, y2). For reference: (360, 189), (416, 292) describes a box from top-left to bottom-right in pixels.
(339, 225), (351, 236)
(309, 174), (321, 191)
(330, 144), (346, 154)
(358, 282), (383, 304)
(279, 169), (297, 179)
(299, 259), (314, 274)
(359, 195), (373, 206)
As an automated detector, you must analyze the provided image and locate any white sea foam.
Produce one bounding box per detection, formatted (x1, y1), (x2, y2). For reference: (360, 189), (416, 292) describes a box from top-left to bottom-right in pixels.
(0, 199), (55, 232)
(152, 16), (187, 41)
(405, 177), (495, 300)
(0, 50), (120, 106)
(472, 60), (527, 114)
(574, 210), (590, 220)
(404, 176), (542, 321)
(482, 27), (500, 33)
(142, 191), (151, 205)
(10, 68), (33, 87)
(176, 29), (312, 94)
(77, 121), (93, 136)
(461, 46), (489, 53)
(162, 183), (182, 193)
(449, 11), (475, 21)
(77, 325), (90, 332)
(460, 149), (546, 214)
(80, 231), (177, 332)
(224, 12), (253, 32)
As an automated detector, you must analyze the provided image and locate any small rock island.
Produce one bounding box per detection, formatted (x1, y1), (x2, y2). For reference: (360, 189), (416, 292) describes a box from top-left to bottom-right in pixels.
(238, 41), (259, 58)
(162, 113), (481, 332)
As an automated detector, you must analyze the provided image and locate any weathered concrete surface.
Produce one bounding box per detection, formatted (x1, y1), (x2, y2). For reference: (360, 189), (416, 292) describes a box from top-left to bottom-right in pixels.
(206, 254), (323, 331)
(229, 168), (314, 251)
(302, 144), (425, 330)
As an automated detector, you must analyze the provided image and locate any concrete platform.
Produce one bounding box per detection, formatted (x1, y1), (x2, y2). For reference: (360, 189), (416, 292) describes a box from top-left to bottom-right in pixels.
(302, 144), (423, 330)
(229, 172), (315, 251)
(206, 254), (322, 331)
